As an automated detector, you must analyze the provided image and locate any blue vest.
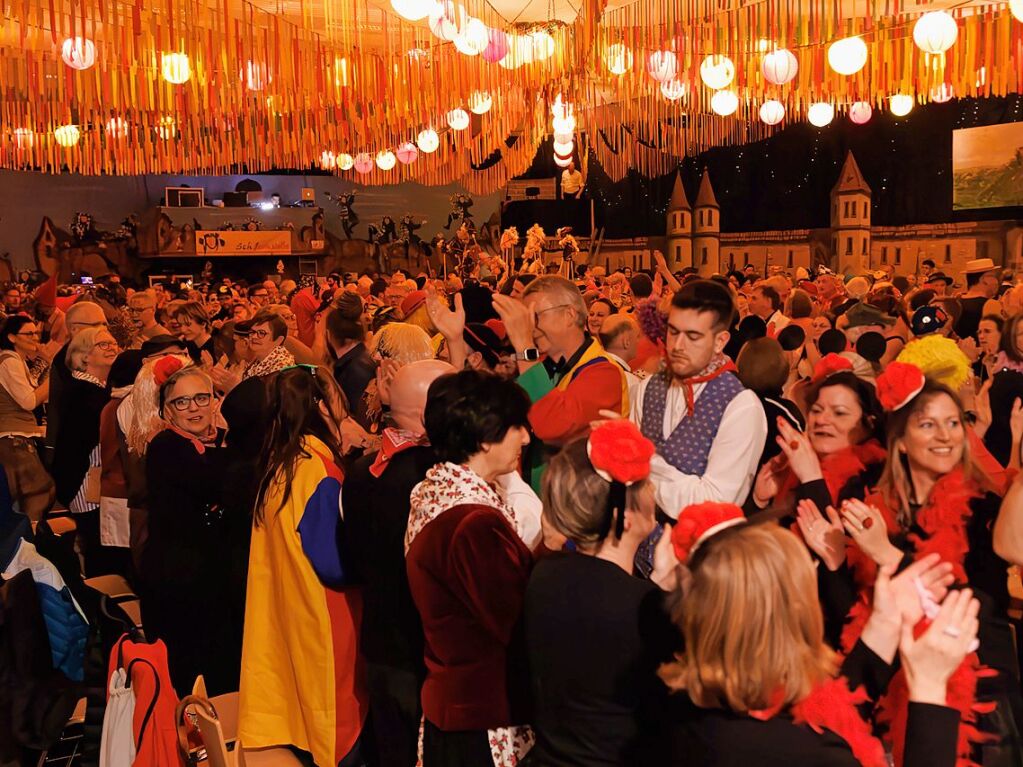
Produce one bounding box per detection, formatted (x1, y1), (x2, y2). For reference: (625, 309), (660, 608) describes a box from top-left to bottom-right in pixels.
(640, 371), (745, 475)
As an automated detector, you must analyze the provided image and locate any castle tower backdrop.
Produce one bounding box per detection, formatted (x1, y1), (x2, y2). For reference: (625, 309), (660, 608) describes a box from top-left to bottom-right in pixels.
(831, 152), (872, 275)
(665, 173), (692, 270)
(693, 170), (721, 277)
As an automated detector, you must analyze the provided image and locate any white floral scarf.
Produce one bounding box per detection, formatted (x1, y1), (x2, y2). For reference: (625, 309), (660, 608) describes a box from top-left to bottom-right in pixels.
(242, 344), (295, 380)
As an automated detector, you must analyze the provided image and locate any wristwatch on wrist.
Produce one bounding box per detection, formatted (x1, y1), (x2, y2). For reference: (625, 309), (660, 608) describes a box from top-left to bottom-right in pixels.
(516, 348), (540, 362)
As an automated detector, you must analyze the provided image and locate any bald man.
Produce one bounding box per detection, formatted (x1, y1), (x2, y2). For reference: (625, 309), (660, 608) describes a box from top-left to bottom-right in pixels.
(341, 359), (454, 767)
(598, 313), (642, 390)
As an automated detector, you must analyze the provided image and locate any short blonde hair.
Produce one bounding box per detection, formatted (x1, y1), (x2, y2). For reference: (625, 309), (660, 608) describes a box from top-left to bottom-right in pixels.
(660, 523), (836, 712)
(369, 322), (434, 364)
(522, 275), (588, 329)
(66, 327), (109, 372)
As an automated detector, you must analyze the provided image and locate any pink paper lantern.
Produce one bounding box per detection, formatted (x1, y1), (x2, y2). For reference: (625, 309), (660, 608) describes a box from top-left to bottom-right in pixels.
(397, 142), (419, 164)
(482, 29), (509, 63)
(848, 101), (873, 125)
(354, 152), (374, 174)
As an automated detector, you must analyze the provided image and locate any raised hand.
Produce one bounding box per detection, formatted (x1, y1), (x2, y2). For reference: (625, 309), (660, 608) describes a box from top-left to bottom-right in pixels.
(492, 293), (536, 352)
(426, 286), (465, 341)
(840, 498), (901, 568)
(795, 499), (846, 571)
(752, 453), (788, 508)
(900, 588), (980, 705)
(776, 417), (822, 483)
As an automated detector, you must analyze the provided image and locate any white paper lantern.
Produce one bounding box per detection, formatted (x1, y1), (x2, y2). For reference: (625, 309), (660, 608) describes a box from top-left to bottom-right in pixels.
(605, 43), (633, 75)
(550, 95), (572, 119)
(646, 50), (678, 83)
(320, 151), (337, 170)
(762, 48), (798, 85)
(498, 35), (533, 69)
(454, 18), (489, 56)
(1012, 0), (1023, 22)
(552, 113), (576, 134)
(417, 128), (440, 153)
(807, 102), (835, 127)
(530, 31), (555, 61)
(447, 108), (470, 130)
(553, 131), (573, 144)
(469, 91), (492, 115)
(710, 90), (739, 116)
(660, 79), (688, 101)
(53, 124), (81, 148)
(338, 153), (355, 171)
(848, 101), (873, 124)
(429, 1), (466, 41)
(554, 154), (572, 168)
(890, 93), (914, 117)
(61, 37), (96, 70)
(14, 129), (33, 150)
(827, 36), (868, 76)
(396, 142), (419, 164)
(759, 100), (785, 125)
(553, 138), (574, 156)
(161, 52), (191, 85)
(157, 116), (177, 140)
(243, 60), (270, 91)
(106, 117), (129, 138)
(391, 0), (438, 22)
(931, 83), (955, 103)
(700, 55), (735, 90)
(354, 153), (374, 174)
(913, 11), (958, 55)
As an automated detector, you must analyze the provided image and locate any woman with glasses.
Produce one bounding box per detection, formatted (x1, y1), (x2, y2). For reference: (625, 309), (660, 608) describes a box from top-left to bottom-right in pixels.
(0, 316), (54, 521)
(139, 357), (233, 695)
(52, 326), (120, 575)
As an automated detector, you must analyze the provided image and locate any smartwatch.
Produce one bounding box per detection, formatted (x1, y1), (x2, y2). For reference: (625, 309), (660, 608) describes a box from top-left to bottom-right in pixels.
(516, 348), (540, 362)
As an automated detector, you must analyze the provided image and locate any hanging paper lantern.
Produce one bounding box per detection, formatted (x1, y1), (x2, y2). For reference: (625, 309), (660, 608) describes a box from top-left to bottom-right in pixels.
(710, 90), (739, 116)
(391, 0), (438, 22)
(890, 93), (914, 117)
(530, 31), (555, 61)
(106, 117), (129, 138)
(553, 138), (574, 157)
(469, 91), (493, 114)
(550, 95), (573, 120)
(807, 102), (835, 127)
(53, 124), (81, 148)
(161, 52), (191, 84)
(759, 100), (785, 125)
(913, 11), (958, 54)
(157, 116), (177, 140)
(646, 50), (678, 83)
(1011, 0), (1023, 22)
(338, 153), (355, 171)
(699, 55), (735, 90)
(376, 150), (397, 171)
(498, 35), (534, 69)
(660, 79), (688, 101)
(429, 1), (466, 41)
(827, 36), (868, 76)
(354, 153), (374, 174)
(447, 109), (470, 130)
(13, 129), (33, 150)
(552, 113), (576, 134)
(61, 37), (96, 70)
(975, 66), (987, 88)
(454, 18), (489, 56)
(931, 83), (955, 103)
(605, 43), (634, 75)
(320, 151), (337, 170)
(848, 101), (873, 124)
(554, 154), (572, 168)
(762, 48), (798, 85)
(417, 128), (440, 153)
(397, 142), (419, 164)
(482, 29), (509, 63)
(553, 131), (573, 144)
(243, 60), (270, 91)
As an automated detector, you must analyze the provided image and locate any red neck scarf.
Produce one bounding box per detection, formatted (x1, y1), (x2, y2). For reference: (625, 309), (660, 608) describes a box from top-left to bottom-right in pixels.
(163, 422), (218, 455)
(677, 354), (737, 417)
(779, 440), (887, 506)
(369, 427), (429, 478)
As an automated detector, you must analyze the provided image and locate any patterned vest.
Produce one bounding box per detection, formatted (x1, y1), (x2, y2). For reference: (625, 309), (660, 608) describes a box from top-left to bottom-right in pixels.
(639, 371), (745, 475)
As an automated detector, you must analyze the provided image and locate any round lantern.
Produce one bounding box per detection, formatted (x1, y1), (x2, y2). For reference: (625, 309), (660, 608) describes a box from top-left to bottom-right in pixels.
(106, 117), (129, 138)
(429, 1), (466, 41)
(552, 113), (576, 134)
(530, 31), (555, 61)
(243, 60), (270, 91)
(447, 108), (470, 130)
(890, 93), (914, 117)
(482, 29), (509, 63)
(320, 150), (337, 170)
(469, 90), (492, 114)
(390, 0), (437, 22)
(417, 128), (440, 153)
(554, 154), (572, 169)
(161, 52), (191, 85)
(931, 83), (954, 103)
(14, 129), (33, 150)
(396, 142), (419, 164)
(710, 90), (739, 116)
(759, 100), (785, 126)
(661, 79), (688, 101)
(376, 150), (397, 171)
(762, 48), (798, 85)
(338, 153), (355, 171)
(646, 50), (678, 83)
(976, 66), (987, 88)
(827, 36), (868, 76)
(157, 116), (177, 140)
(454, 18), (489, 56)
(699, 55), (735, 90)
(53, 124), (81, 148)
(848, 101), (873, 124)
(913, 11), (958, 54)
(553, 138), (574, 157)
(605, 43), (633, 75)
(61, 37), (96, 70)
(1012, 0), (1023, 22)
(553, 130), (573, 144)
(550, 95), (570, 119)
(354, 153), (374, 174)
(807, 102), (835, 127)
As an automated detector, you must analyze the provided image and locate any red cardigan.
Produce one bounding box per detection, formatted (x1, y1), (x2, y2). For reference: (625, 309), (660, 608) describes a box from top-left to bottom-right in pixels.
(406, 503), (533, 732)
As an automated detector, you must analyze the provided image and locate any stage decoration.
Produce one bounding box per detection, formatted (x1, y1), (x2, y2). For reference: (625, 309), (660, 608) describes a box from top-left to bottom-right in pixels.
(646, 50), (678, 83)
(396, 142), (419, 164)
(157, 116), (177, 140)
(417, 129), (440, 153)
(913, 11), (959, 55)
(759, 100), (785, 126)
(14, 129), (33, 150)
(808, 102), (835, 127)
(530, 31), (556, 61)
(761, 48), (798, 86)
(482, 30), (509, 63)
(338, 154), (355, 171)
(660, 80), (688, 102)
(827, 36), (868, 76)
(53, 125), (81, 148)
(243, 61), (270, 92)
(605, 43), (633, 75)
(320, 151), (337, 171)
(699, 55), (735, 90)
(931, 84), (955, 103)
(849, 102), (873, 124)
(454, 18), (490, 56)
(447, 109), (471, 130)
(891, 94), (915, 117)
(391, 0), (436, 22)
(552, 114), (577, 134)
(161, 53), (191, 85)
(60, 37), (96, 71)
(354, 153), (374, 174)
(106, 118), (129, 139)
(711, 90), (739, 116)
(553, 138), (575, 156)
(375, 150), (397, 170)
(1012, 0), (1023, 22)
(469, 91), (493, 114)
(429, 1), (466, 41)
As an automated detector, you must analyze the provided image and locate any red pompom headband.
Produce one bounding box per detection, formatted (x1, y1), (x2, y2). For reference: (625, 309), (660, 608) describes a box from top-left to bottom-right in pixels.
(876, 361), (926, 412)
(812, 353), (853, 383)
(153, 356), (185, 387)
(670, 502), (745, 565)
(586, 420), (655, 540)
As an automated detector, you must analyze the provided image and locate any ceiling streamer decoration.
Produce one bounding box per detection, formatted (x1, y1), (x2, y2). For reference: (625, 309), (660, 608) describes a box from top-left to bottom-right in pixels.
(0, 0), (1019, 189)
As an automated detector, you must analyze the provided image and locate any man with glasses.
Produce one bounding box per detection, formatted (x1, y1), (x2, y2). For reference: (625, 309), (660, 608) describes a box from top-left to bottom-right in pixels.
(3, 286), (22, 314)
(128, 289), (169, 348)
(248, 285), (271, 309)
(493, 275), (628, 491)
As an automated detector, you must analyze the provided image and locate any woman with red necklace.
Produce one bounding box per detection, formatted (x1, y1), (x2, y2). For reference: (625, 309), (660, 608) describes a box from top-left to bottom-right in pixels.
(800, 362), (1023, 767)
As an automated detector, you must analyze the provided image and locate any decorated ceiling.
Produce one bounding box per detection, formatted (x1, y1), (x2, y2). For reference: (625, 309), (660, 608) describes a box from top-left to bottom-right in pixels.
(0, 0), (1020, 190)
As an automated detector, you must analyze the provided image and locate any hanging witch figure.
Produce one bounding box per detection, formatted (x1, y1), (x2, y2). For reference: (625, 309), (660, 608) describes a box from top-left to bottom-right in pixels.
(444, 193), (474, 230)
(399, 214), (430, 258)
(379, 216), (398, 244)
(557, 227), (580, 278)
(324, 191), (360, 239)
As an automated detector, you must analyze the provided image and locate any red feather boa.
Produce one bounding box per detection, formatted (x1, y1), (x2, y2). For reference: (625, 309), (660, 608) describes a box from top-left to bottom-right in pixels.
(839, 469), (996, 767)
(779, 440), (887, 509)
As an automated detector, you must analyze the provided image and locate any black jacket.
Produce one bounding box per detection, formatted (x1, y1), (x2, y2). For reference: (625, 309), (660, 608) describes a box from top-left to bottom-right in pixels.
(51, 376), (109, 507)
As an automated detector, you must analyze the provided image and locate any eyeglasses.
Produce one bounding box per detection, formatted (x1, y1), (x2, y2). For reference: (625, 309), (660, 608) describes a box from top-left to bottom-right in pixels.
(15, 331), (40, 338)
(167, 393), (213, 411)
(128, 306), (152, 314)
(533, 304), (570, 323)
(94, 340), (118, 351)
(249, 328), (271, 340)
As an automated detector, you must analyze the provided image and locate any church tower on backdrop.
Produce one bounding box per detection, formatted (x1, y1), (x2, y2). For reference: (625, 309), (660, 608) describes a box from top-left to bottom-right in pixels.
(693, 170), (721, 276)
(831, 152), (872, 275)
(665, 173), (693, 269)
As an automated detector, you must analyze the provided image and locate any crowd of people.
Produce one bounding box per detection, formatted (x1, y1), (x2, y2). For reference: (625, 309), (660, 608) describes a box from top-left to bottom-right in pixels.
(5, 248), (1023, 767)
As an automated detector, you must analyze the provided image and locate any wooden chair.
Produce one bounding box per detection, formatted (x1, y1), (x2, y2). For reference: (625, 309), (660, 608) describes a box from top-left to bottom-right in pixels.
(83, 574), (135, 600)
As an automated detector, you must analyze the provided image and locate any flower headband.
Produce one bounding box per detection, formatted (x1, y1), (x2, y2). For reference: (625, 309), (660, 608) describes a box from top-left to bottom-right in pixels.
(153, 355), (185, 387)
(586, 420), (655, 540)
(876, 361), (926, 412)
(812, 353), (854, 383)
(670, 502), (745, 565)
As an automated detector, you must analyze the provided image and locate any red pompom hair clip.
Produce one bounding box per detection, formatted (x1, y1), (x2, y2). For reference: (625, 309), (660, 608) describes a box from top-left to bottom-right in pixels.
(812, 353), (854, 383)
(670, 502), (745, 565)
(876, 361), (926, 412)
(153, 356), (185, 387)
(587, 420), (655, 540)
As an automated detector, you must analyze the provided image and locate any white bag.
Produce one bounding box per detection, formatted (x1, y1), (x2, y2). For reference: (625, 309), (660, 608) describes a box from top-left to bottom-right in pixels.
(99, 496), (131, 548)
(100, 667), (137, 767)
